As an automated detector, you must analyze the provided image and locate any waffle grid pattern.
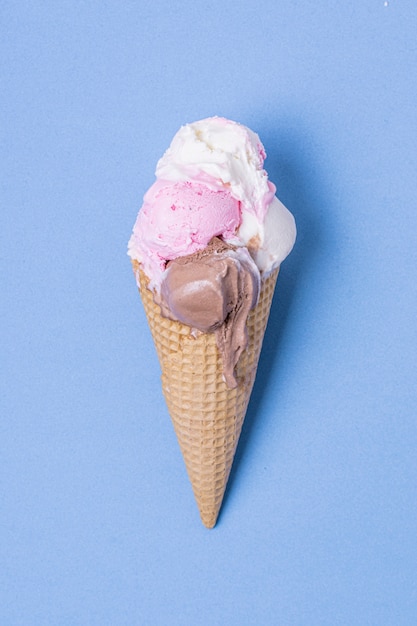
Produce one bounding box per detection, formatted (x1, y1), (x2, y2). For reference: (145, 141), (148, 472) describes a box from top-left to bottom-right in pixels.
(134, 261), (278, 527)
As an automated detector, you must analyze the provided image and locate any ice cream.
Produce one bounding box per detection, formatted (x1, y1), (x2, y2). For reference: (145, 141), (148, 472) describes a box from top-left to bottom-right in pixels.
(129, 117), (295, 280)
(128, 116), (296, 527)
(128, 116), (296, 387)
(156, 237), (260, 388)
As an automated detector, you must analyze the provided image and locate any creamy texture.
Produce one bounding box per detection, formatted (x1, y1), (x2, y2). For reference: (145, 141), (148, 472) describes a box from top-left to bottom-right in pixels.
(156, 117), (274, 220)
(128, 117), (296, 387)
(129, 180), (240, 284)
(128, 116), (296, 287)
(157, 238), (260, 388)
(249, 196), (297, 273)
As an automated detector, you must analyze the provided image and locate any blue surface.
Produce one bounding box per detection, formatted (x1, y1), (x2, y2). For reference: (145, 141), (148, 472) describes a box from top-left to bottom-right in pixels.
(2, 1), (417, 624)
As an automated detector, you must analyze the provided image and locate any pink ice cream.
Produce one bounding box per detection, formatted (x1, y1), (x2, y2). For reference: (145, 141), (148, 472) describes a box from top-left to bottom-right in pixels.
(129, 179), (241, 283)
(128, 117), (296, 289)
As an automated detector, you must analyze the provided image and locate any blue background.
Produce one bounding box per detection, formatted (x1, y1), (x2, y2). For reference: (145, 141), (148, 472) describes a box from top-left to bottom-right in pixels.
(2, 1), (417, 624)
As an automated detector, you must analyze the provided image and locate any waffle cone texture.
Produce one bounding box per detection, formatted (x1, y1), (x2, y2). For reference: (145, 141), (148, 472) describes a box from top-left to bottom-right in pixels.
(133, 260), (279, 528)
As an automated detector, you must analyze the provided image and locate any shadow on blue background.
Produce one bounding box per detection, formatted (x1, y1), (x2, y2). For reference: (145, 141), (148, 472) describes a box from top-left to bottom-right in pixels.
(222, 121), (338, 522)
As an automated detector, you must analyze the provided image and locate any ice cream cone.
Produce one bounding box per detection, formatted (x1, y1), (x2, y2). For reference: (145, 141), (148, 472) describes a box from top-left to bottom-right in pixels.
(133, 260), (279, 528)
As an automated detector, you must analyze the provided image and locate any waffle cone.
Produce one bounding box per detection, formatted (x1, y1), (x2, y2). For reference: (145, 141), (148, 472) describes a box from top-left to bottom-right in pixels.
(133, 260), (279, 528)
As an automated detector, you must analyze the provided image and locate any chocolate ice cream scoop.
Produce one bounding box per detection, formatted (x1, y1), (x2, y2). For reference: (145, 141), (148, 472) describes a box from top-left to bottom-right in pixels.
(156, 238), (260, 388)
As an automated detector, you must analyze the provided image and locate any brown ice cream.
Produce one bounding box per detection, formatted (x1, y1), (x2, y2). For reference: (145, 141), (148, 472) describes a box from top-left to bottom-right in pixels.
(155, 238), (260, 388)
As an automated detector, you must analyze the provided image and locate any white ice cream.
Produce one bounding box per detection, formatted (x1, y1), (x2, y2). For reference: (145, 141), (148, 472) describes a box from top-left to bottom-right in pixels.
(154, 116), (296, 274)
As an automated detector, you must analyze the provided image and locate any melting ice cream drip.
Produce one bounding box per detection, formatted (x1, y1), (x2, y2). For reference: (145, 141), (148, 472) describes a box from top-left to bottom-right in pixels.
(156, 238), (260, 387)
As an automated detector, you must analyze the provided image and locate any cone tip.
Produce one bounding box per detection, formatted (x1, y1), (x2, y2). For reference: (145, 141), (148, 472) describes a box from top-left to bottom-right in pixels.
(201, 513), (218, 529)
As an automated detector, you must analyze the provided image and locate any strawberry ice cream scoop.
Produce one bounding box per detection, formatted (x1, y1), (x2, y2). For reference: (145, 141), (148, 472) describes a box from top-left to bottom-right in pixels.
(128, 179), (240, 284)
